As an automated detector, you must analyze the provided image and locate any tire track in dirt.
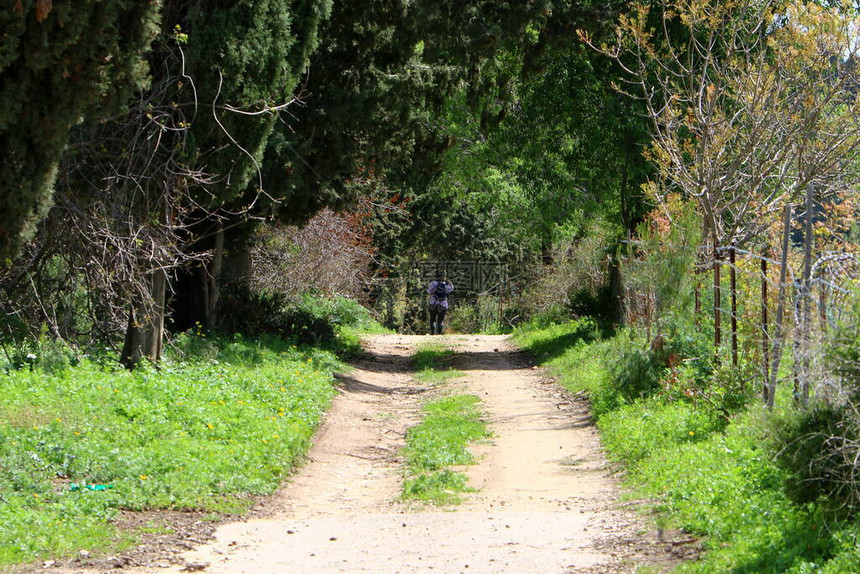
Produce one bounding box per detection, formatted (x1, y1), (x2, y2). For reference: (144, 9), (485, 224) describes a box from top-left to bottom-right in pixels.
(55, 334), (694, 573)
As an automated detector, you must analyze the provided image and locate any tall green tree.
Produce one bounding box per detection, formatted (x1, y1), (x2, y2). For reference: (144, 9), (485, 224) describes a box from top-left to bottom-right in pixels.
(404, 6), (652, 280)
(160, 0), (332, 336)
(53, 0), (332, 365)
(0, 0), (160, 259)
(185, 0), (568, 329)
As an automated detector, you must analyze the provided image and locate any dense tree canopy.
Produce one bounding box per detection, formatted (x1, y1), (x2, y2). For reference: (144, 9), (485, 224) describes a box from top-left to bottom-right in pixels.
(0, 0), (160, 259)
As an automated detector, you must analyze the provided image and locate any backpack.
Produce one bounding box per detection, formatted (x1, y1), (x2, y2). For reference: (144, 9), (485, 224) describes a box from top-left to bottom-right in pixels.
(434, 281), (448, 301)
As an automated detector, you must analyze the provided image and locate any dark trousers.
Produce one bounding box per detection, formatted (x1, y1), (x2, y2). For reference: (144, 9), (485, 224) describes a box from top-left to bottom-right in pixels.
(429, 305), (447, 335)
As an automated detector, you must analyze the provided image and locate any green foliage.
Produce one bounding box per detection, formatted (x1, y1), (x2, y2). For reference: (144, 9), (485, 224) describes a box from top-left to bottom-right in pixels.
(661, 354), (758, 419)
(605, 337), (664, 404)
(219, 291), (384, 355)
(827, 290), (860, 401)
(523, 325), (662, 416)
(378, 17), (653, 327)
(402, 469), (470, 506)
(514, 317), (606, 362)
(446, 296), (508, 334)
(219, 288), (334, 345)
(753, 290), (860, 520)
(412, 344), (452, 372)
(401, 394), (489, 505)
(767, 404), (860, 517)
(0, 0), (160, 258)
(621, 199), (701, 331)
(263, 0), (559, 226)
(632, 414), (832, 573)
(0, 334), (338, 565)
(516, 317), (860, 572)
(598, 398), (725, 464)
(1, 328), (80, 375)
(177, 0), (332, 207)
(513, 318), (614, 410)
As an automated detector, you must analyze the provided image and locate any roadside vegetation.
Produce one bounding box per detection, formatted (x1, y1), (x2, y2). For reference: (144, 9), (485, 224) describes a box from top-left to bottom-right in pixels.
(0, 296), (380, 567)
(509, 5), (860, 570)
(5, 0), (860, 570)
(515, 318), (860, 572)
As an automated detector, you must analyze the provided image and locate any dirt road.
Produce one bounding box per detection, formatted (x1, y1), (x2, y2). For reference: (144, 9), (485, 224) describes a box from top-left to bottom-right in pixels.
(59, 334), (693, 573)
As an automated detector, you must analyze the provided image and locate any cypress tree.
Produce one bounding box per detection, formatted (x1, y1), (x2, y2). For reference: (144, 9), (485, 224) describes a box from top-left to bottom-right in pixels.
(0, 0), (160, 259)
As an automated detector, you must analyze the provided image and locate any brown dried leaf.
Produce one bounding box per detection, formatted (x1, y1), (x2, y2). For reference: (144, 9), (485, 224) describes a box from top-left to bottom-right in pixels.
(35, 0), (53, 23)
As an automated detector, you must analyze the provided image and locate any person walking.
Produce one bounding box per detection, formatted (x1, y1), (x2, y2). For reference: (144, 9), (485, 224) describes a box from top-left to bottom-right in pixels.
(427, 274), (454, 335)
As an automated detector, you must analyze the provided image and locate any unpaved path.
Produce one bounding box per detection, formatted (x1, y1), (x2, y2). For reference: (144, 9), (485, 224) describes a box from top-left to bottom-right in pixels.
(57, 334), (695, 573)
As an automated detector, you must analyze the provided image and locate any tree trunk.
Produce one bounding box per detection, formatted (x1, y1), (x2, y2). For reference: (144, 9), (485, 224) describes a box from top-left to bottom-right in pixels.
(148, 267), (166, 362)
(798, 182), (815, 404)
(761, 255), (770, 403)
(766, 203), (793, 408)
(222, 230), (253, 290)
(206, 225), (225, 330)
(694, 271), (701, 327)
(819, 267), (828, 332)
(120, 267), (167, 369)
(120, 307), (146, 369)
(713, 242), (722, 363)
(730, 242), (738, 367)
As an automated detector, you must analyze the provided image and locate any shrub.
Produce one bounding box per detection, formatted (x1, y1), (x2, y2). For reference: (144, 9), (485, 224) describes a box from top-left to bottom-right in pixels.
(447, 295), (507, 334)
(768, 404), (860, 517)
(520, 221), (619, 322)
(763, 290), (860, 518)
(605, 336), (663, 403)
(2, 331), (80, 374)
(218, 288), (382, 348)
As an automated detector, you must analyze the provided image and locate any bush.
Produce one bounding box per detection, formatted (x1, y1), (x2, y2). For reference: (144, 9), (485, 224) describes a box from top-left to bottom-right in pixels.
(768, 404), (860, 516)
(761, 290), (860, 518)
(218, 288), (382, 348)
(605, 335), (663, 403)
(524, 303), (573, 329)
(2, 331), (80, 374)
(170, 326), (219, 362)
(520, 221), (620, 323)
(447, 295), (507, 334)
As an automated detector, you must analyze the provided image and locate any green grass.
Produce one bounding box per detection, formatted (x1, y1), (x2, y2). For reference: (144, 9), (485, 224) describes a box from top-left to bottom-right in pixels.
(401, 394), (490, 505)
(0, 334), (339, 566)
(412, 343), (465, 385)
(515, 319), (860, 573)
(513, 318), (613, 401)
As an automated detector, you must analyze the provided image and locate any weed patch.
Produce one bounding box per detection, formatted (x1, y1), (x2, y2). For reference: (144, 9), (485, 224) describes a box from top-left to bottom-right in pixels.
(401, 394), (489, 505)
(0, 335), (339, 567)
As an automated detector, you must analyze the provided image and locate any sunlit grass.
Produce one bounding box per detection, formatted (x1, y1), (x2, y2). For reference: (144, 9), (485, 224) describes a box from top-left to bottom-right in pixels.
(412, 343), (464, 385)
(401, 394), (489, 505)
(0, 334), (339, 566)
(515, 318), (860, 573)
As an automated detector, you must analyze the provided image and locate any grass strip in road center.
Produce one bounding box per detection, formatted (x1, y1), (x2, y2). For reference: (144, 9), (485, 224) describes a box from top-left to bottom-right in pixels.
(401, 394), (490, 505)
(412, 343), (465, 385)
